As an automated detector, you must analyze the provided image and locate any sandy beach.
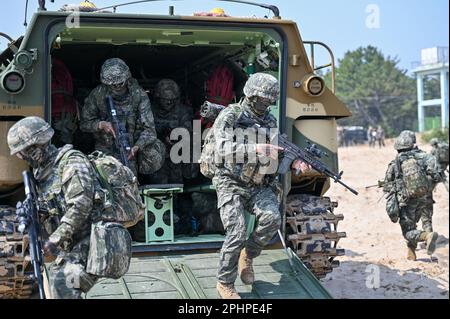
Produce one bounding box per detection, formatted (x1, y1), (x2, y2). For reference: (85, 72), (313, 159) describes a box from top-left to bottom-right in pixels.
(322, 138), (449, 299)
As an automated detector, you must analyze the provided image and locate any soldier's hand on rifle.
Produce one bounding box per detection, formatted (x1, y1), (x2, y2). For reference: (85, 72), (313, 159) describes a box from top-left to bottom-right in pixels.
(43, 240), (59, 257)
(292, 159), (312, 176)
(256, 144), (283, 160)
(128, 145), (139, 160)
(98, 121), (116, 138)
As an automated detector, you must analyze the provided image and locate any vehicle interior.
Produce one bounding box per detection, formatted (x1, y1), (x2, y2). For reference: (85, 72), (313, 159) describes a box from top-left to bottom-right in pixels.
(48, 24), (283, 250)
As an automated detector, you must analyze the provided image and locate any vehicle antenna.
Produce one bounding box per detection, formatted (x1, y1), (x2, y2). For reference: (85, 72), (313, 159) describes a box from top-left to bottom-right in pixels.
(24, 0), (29, 27)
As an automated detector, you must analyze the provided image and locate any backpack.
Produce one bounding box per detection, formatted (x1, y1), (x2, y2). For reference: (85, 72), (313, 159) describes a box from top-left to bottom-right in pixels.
(205, 64), (234, 106)
(59, 150), (144, 228)
(86, 221), (132, 279)
(397, 155), (430, 200)
(199, 103), (242, 179)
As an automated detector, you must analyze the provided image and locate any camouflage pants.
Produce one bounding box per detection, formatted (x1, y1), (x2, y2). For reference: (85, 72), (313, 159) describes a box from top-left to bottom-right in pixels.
(47, 237), (98, 299)
(399, 198), (431, 248)
(216, 186), (281, 284)
(420, 195), (435, 233)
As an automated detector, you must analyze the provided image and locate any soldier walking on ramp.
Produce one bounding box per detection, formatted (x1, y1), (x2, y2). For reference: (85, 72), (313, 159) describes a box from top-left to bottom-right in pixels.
(201, 73), (311, 299)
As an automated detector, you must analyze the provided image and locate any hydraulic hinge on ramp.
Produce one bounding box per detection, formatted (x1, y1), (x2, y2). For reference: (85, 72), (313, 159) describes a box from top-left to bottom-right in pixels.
(164, 258), (207, 299)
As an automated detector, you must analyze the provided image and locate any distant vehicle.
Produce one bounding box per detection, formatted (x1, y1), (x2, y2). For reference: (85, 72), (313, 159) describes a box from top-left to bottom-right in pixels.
(339, 126), (368, 146)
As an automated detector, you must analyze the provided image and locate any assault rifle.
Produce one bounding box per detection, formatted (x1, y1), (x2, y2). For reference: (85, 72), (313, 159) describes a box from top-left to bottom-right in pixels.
(200, 101), (226, 120)
(105, 95), (131, 168)
(16, 171), (46, 299)
(235, 112), (358, 195)
(365, 180), (385, 189)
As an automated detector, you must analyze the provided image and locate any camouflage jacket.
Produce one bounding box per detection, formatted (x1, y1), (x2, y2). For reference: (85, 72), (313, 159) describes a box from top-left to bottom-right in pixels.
(34, 144), (97, 250)
(152, 102), (193, 154)
(383, 147), (441, 201)
(80, 78), (157, 153)
(211, 100), (278, 187)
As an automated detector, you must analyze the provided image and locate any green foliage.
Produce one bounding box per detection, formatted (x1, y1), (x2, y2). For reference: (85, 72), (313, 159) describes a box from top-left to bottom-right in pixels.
(421, 127), (449, 143)
(325, 46), (424, 137)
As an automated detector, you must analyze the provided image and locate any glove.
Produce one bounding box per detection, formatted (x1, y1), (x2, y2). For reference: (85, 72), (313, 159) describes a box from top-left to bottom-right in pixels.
(128, 145), (139, 160)
(389, 214), (399, 223)
(98, 121), (116, 138)
(43, 241), (59, 257)
(15, 201), (29, 233)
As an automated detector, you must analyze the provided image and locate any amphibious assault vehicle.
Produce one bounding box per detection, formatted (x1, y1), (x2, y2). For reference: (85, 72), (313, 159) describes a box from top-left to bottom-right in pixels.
(0, 0), (352, 299)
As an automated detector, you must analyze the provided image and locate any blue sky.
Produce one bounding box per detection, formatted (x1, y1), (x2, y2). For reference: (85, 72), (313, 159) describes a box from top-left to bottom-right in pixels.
(0, 0), (448, 74)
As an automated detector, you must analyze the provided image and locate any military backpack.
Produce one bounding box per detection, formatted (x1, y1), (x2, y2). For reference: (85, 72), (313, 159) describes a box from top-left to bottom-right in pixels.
(396, 154), (430, 200)
(57, 149), (141, 278)
(59, 150), (144, 227)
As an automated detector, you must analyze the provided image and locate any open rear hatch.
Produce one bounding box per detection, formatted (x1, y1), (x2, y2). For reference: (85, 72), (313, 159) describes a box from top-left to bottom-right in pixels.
(83, 249), (332, 299)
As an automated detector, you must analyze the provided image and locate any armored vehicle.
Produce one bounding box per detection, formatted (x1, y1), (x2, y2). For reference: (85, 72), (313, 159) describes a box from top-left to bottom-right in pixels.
(1, 0), (352, 299)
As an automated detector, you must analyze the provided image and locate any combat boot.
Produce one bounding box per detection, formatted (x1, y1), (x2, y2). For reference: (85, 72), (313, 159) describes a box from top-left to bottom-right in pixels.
(216, 282), (241, 299)
(420, 231), (438, 255)
(407, 245), (416, 261)
(238, 248), (255, 285)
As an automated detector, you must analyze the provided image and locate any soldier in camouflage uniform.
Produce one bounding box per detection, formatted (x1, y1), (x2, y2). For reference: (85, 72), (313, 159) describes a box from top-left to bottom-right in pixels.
(418, 138), (450, 238)
(7, 117), (100, 299)
(128, 79), (194, 241)
(80, 58), (164, 177)
(210, 73), (310, 299)
(430, 138), (449, 191)
(383, 130), (441, 261)
(146, 79), (195, 184)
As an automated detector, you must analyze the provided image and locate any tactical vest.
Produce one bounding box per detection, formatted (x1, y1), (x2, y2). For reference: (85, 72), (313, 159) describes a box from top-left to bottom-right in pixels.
(93, 79), (143, 152)
(200, 103), (277, 186)
(36, 145), (95, 242)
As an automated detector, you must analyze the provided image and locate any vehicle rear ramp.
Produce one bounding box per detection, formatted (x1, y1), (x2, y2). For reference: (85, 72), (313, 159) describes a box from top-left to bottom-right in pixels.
(85, 249), (332, 299)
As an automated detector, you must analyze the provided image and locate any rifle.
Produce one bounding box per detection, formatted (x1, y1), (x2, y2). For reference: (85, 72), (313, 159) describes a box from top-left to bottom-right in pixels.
(200, 101), (226, 120)
(365, 180), (385, 189)
(105, 95), (131, 168)
(16, 171), (46, 299)
(235, 112), (358, 195)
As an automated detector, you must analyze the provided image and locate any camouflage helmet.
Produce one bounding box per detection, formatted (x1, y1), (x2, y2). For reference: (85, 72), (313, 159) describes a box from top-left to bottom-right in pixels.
(394, 130), (416, 151)
(138, 139), (166, 174)
(7, 116), (54, 155)
(430, 138), (439, 146)
(154, 79), (180, 99)
(243, 72), (279, 101)
(100, 58), (131, 85)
